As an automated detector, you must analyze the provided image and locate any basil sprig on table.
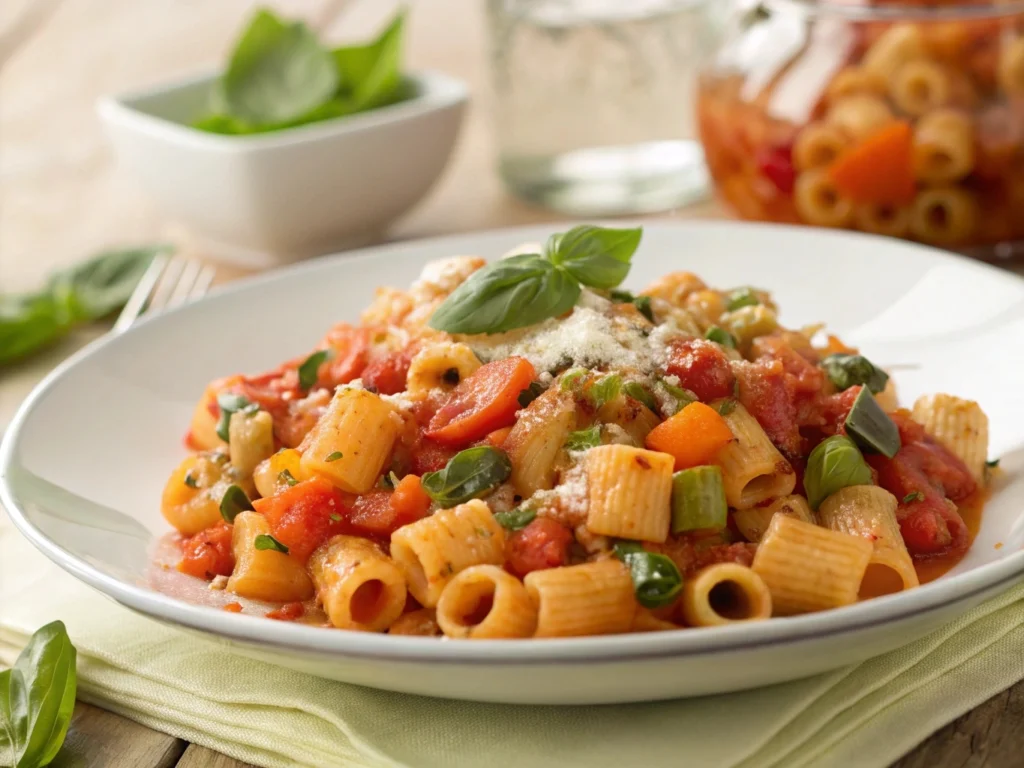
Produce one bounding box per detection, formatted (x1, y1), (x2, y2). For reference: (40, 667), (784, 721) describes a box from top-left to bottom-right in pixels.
(194, 9), (406, 135)
(421, 446), (512, 506)
(0, 245), (169, 368)
(613, 541), (683, 609)
(429, 225), (643, 335)
(0, 621), (77, 768)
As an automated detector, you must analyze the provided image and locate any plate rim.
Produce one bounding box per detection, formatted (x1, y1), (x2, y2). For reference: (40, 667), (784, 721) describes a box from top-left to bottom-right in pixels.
(4, 220), (1024, 664)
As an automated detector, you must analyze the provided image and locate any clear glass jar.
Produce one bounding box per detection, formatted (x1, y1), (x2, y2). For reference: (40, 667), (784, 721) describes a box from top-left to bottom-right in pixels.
(697, 0), (1024, 261)
(487, 0), (729, 216)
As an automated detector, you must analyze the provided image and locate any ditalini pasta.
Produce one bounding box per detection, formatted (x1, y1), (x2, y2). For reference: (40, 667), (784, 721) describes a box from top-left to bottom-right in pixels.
(160, 226), (994, 636)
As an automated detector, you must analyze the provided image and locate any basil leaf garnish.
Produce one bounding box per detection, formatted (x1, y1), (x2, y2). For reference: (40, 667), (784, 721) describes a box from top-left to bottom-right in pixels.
(517, 381), (545, 408)
(254, 534), (289, 554)
(609, 289), (654, 322)
(184, 472), (199, 489)
(623, 381), (657, 412)
(2, 621), (77, 768)
(278, 469), (299, 487)
(613, 542), (683, 609)
(804, 435), (873, 510)
(590, 373), (622, 409)
(429, 254), (580, 335)
(421, 446), (512, 506)
(821, 354), (889, 395)
(324, 451), (343, 462)
(545, 225), (642, 289)
(565, 425), (602, 452)
(216, 392), (258, 442)
(298, 349), (331, 392)
(726, 287), (760, 312)
(493, 507), (537, 531)
(220, 484), (254, 523)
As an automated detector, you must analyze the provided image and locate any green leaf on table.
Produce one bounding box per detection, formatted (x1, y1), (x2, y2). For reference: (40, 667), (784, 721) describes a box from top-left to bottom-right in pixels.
(2, 621), (77, 768)
(544, 225), (642, 290)
(428, 253), (580, 335)
(222, 9), (339, 125)
(333, 11), (406, 110)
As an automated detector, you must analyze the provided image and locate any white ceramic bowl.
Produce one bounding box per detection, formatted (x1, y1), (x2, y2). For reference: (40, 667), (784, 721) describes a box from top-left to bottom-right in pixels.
(3, 222), (1024, 705)
(97, 71), (468, 266)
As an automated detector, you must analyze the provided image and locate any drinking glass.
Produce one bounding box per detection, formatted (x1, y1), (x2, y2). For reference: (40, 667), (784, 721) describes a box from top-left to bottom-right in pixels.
(486, 0), (729, 215)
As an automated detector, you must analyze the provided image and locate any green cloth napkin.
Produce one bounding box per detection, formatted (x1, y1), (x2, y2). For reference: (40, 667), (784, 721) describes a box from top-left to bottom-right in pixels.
(3, 517), (1024, 768)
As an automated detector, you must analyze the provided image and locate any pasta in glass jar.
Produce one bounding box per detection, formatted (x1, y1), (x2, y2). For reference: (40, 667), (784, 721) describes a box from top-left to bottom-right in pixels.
(697, 0), (1024, 258)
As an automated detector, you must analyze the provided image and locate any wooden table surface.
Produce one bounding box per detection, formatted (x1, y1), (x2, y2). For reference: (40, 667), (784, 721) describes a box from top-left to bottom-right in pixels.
(1, 1), (1022, 766)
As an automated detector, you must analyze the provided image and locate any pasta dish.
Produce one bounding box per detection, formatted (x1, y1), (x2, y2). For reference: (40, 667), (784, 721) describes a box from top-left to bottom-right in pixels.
(159, 225), (992, 638)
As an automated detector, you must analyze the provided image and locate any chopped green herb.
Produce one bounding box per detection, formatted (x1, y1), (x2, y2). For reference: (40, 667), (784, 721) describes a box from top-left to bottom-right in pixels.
(379, 470), (402, 490)
(610, 289), (654, 322)
(421, 446), (512, 506)
(219, 484), (254, 523)
(324, 451), (344, 462)
(329, 513), (342, 522)
(902, 492), (925, 503)
(658, 379), (698, 416)
(184, 472), (199, 489)
(560, 368), (588, 392)
(565, 425), (602, 452)
(804, 435), (873, 510)
(494, 507), (537, 530)
(216, 392), (259, 442)
(517, 381), (546, 408)
(986, 458), (1000, 468)
(254, 534), (289, 554)
(298, 349), (332, 392)
(705, 326), (736, 349)
(726, 287), (761, 312)
(278, 469), (299, 487)
(844, 387), (901, 458)
(623, 381), (657, 411)
(715, 399), (738, 416)
(590, 373), (622, 409)
(613, 541), (683, 609)
(821, 354), (889, 395)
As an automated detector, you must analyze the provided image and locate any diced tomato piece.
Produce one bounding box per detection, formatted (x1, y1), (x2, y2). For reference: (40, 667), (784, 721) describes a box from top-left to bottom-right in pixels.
(362, 347), (415, 395)
(752, 335), (825, 394)
(223, 602), (243, 613)
(178, 522), (235, 580)
(505, 517), (574, 578)
(237, 366), (302, 414)
(349, 476), (432, 537)
(734, 359), (802, 457)
(252, 477), (352, 562)
(323, 324), (370, 386)
(664, 339), (736, 402)
(266, 602), (305, 621)
(410, 438), (457, 475)
(427, 357), (537, 446)
(757, 143), (796, 194)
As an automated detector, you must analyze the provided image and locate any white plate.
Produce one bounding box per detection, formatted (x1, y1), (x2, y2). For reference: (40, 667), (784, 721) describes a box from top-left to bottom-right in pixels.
(4, 222), (1024, 705)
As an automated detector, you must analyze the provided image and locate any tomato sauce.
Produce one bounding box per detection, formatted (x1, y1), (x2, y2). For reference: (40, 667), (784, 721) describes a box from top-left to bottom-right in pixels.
(914, 488), (987, 584)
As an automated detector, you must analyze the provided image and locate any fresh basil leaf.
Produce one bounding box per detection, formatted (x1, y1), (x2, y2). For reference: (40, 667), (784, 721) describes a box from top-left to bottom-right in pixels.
(545, 225), (642, 289)
(623, 381), (657, 412)
(298, 349), (331, 392)
(429, 254), (580, 335)
(609, 289), (654, 322)
(821, 354), (889, 395)
(184, 472), (199, 489)
(565, 425), (602, 452)
(5, 621), (77, 768)
(333, 11), (405, 110)
(657, 379), (698, 417)
(254, 534), (289, 553)
(0, 669), (12, 760)
(987, 458), (1000, 468)
(613, 543), (683, 609)
(421, 446), (512, 506)
(613, 540), (645, 558)
(278, 469), (299, 487)
(222, 9), (339, 125)
(517, 381), (545, 408)
(726, 287), (760, 312)
(902, 491), (924, 503)
(560, 368), (588, 393)
(493, 507), (536, 531)
(216, 393), (256, 443)
(220, 485), (254, 523)
(804, 435), (873, 510)
(590, 373), (622, 409)
(705, 326), (736, 349)
(715, 399), (738, 416)
(325, 451), (344, 462)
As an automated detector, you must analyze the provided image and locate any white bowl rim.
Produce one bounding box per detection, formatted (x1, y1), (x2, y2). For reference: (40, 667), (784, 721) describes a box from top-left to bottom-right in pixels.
(4, 220), (1024, 665)
(95, 69), (469, 152)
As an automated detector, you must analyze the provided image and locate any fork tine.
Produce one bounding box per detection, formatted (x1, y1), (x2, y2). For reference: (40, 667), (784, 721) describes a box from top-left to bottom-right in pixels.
(146, 255), (187, 313)
(189, 265), (217, 300)
(112, 252), (170, 333)
(167, 258), (203, 309)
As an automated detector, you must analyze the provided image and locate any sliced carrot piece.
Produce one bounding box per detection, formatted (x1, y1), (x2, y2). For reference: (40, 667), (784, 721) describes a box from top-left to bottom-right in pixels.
(645, 402), (734, 470)
(828, 120), (915, 205)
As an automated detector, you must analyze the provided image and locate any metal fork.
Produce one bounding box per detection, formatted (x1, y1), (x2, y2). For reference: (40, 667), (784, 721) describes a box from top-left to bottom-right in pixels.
(112, 254), (216, 333)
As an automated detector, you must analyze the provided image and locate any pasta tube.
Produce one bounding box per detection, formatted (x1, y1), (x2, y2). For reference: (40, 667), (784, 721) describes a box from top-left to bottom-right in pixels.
(524, 560), (635, 638)
(586, 444), (674, 542)
(818, 485), (918, 597)
(912, 394), (989, 483)
(732, 494), (816, 543)
(681, 563), (772, 626)
(752, 514), (872, 615)
(436, 565), (537, 639)
(390, 499), (505, 607)
(309, 535), (407, 631)
(227, 512), (314, 603)
(712, 402), (796, 509)
(505, 388), (576, 497)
